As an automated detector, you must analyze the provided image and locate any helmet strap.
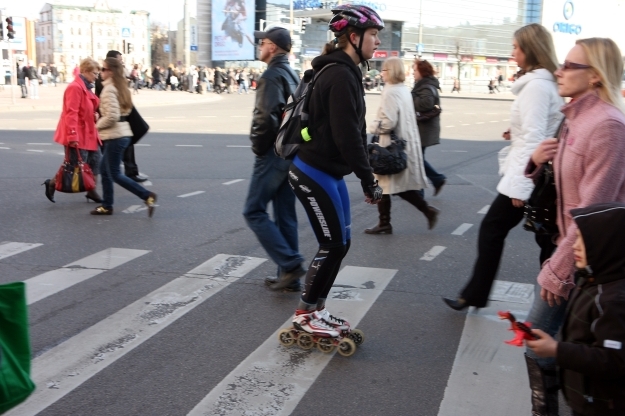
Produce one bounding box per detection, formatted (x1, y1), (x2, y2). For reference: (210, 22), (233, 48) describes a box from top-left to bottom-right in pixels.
(348, 29), (369, 69)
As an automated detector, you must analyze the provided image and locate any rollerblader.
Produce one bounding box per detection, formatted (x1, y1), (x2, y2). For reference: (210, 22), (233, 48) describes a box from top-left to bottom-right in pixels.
(277, 4), (384, 356)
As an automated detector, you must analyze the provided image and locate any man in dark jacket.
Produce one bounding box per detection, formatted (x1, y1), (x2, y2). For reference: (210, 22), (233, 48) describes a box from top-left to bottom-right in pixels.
(95, 50), (146, 183)
(243, 27), (305, 291)
(17, 62), (27, 98)
(527, 202), (625, 416)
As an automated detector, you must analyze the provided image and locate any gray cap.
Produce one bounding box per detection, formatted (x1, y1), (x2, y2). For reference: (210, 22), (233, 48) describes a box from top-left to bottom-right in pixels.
(254, 27), (292, 52)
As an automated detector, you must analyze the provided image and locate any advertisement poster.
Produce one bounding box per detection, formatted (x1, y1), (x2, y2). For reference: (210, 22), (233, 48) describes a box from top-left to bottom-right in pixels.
(7, 17), (27, 51)
(212, 0), (255, 61)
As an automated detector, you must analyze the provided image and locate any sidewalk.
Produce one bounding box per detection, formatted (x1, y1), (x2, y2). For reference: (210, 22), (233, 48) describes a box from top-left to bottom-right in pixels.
(0, 84), (222, 112)
(365, 88), (514, 102)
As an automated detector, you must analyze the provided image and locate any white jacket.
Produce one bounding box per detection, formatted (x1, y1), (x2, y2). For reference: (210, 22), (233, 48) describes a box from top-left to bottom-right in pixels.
(497, 68), (563, 200)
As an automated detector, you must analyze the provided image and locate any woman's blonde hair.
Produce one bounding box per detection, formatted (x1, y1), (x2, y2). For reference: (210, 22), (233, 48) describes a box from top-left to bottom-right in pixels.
(382, 57), (405, 84)
(104, 57), (132, 114)
(79, 57), (100, 74)
(576, 38), (625, 114)
(514, 23), (559, 75)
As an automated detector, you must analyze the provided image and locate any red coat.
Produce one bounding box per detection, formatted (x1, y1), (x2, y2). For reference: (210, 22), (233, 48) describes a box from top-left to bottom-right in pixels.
(53, 77), (100, 151)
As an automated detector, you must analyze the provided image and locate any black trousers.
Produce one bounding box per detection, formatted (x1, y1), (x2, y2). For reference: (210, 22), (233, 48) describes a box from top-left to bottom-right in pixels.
(459, 193), (556, 307)
(123, 143), (139, 177)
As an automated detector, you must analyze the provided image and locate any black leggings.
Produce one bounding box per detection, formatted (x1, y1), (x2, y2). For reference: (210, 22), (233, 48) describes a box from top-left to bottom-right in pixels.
(459, 193), (556, 307)
(289, 157), (351, 306)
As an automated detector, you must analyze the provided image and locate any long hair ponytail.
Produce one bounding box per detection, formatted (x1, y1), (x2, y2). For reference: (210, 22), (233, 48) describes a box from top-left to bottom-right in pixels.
(104, 57), (132, 114)
(322, 26), (360, 55)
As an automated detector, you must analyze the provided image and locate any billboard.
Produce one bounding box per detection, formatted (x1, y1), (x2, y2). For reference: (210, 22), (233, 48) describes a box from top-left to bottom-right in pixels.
(212, 0), (255, 61)
(7, 17), (27, 51)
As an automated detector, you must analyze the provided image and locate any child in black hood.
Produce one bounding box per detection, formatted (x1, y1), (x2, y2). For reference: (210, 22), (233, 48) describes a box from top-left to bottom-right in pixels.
(527, 202), (625, 416)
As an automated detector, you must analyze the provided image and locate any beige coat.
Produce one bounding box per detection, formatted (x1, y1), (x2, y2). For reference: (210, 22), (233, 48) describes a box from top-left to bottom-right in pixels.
(96, 78), (133, 140)
(369, 83), (427, 194)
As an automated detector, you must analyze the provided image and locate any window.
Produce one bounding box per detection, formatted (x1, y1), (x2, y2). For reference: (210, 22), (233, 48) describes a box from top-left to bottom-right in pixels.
(78, 43), (82, 49)
(107, 29), (111, 37)
(71, 28), (74, 35)
(78, 28), (81, 35)
(71, 43), (74, 49)
(48, 26), (51, 35)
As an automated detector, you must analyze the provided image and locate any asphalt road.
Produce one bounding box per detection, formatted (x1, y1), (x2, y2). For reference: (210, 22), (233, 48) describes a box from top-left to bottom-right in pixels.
(0, 93), (568, 416)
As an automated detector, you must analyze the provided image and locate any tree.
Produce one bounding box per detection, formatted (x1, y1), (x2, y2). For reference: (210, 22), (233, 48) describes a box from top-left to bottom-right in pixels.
(150, 22), (170, 67)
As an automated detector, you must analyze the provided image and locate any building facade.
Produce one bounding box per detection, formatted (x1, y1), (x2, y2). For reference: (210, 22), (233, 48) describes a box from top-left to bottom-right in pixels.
(35, 1), (150, 76)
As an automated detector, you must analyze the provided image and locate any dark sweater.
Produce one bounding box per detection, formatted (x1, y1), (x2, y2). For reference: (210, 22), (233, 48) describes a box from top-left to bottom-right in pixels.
(297, 50), (375, 187)
(557, 202), (625, 415)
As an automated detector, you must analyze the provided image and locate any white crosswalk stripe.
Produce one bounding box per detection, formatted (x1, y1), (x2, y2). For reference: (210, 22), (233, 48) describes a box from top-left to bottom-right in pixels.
(26, 248), (150, 305)
(0, 242), (43, 260)
(187, 265), (397, 416)
(5, 254), (266, 416)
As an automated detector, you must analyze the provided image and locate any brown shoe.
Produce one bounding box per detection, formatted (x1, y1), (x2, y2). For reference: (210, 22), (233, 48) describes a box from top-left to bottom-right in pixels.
(364, 223), (393, 234)
(90, 206), (113, 215)
(425, 206), (440, 230)
(145, 192), (157, 217)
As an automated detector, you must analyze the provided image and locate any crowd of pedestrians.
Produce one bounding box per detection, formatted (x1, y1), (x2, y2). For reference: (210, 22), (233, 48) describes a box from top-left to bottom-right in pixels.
(28, 3), (625, 415)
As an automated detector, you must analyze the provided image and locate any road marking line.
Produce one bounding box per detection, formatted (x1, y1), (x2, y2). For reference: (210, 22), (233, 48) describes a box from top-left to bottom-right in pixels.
(142, 181), (153, 187)
(226, 145), (251, 148)
(27, 143), (52, 145)
(0, 147), (10, 150)
(187, 265), (397, 416)
(6, 255), (266, 416)
(445, 125), (455, 128)
(490, 120), (499, 123)
(143, 117), (154, 119)
(56, 152), (65, 155)
(486, 112), (498, 115)
(178, 191), (205, 198)
(25, 248), (150, 305)
(175, 144), (203, 147)
(165, 116), (186, 119)
(451, 223), (473, 235)
(420, 246), (446, 261)
(27, 149), (45, 152)
(135, 144), (151, 146)
(437, 281), (534, 416)
(503, 118), (510, 121)
(122, 205), (143, 214)
(199, 116), (216, 118)
(223, 179), (244, 185)
(441, 150), (468, 153)
(0, 242), (43, 261)
(478, 205), (490, 214)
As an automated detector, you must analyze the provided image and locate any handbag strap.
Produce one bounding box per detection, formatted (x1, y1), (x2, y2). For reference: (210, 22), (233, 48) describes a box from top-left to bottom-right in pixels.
(65, 146), (84, 163)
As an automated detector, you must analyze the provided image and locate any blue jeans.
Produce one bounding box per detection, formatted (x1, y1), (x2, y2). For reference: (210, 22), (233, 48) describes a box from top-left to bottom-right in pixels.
(100, 137), (151, 209)
(422, 147), (446, 187)
(243, 151), (303, 273)
(525, 284), (568, 368)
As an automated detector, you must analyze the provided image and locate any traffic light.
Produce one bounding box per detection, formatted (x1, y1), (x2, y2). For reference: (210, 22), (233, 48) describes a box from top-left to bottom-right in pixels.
(6, 17), (15, 40)
(301, 18), (307, 33)
(127, 43), (133, 54)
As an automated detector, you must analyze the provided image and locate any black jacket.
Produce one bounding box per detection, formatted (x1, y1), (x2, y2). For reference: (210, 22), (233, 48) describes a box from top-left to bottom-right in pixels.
(557, 202), (625, 415)
(296, 50), (374, 187)
(411, 76), (441, 148)
(250, 54), (299, 156)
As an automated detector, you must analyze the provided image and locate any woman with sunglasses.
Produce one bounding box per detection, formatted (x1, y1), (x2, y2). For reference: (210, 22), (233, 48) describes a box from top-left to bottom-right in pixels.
(522, 38), (625, 416)
(443, 24), (562, 311)
(91, 57), (157, 216)
(43, 57), (103, 204)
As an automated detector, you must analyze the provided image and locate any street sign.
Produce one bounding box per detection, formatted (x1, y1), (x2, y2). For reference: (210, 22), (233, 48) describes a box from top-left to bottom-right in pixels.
(121, 27), (130, 38)
(417, 43), (424, 54)
(164, 44), (170, 53)
(190, 46), (198, 51)
(35, 36), (46, 43)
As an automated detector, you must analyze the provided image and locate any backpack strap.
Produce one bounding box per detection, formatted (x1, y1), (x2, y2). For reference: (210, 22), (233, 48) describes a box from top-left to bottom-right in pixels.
(302, 63), (339, 113)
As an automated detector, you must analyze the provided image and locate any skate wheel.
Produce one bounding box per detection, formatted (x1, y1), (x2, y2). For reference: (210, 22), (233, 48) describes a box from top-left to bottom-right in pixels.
(316, 337), (335, 354)
(297, 333), (314, 350)
(278, 329), (295, 347)
(348, 329), (365, 346)
(337, 338), (357, 357)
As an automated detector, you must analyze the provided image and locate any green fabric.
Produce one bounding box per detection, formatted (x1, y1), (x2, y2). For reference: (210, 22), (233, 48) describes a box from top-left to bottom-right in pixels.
(0, 282), (35, 414)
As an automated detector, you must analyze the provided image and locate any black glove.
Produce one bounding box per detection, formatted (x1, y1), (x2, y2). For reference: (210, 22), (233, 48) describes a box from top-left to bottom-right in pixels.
(362, 180), (383, 203)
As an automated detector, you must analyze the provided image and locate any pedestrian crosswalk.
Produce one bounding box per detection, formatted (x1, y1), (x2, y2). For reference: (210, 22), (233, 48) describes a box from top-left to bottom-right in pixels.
(2, 242), (534, 416)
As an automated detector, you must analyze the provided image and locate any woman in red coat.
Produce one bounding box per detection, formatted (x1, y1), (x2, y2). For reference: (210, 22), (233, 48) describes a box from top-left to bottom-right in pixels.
(42, 58), (102, 203)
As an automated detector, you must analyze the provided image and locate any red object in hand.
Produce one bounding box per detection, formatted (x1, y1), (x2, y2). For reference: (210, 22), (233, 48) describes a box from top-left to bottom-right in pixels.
(498, 311), (538, 347)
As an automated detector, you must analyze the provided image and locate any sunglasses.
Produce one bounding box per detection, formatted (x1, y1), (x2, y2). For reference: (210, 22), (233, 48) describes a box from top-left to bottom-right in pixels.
(559, 61), (592, 70)
(259, 40), (274, 46)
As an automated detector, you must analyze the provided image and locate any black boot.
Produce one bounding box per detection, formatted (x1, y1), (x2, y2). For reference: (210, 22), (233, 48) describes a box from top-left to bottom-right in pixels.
(397, 191), (440, 230)
(525, 353), (559, 416)
(365, 194), (392, 234)
(42, 179), (55, 203)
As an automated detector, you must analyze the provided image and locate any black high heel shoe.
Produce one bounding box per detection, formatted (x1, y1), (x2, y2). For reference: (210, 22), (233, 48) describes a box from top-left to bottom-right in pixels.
(85, 190), (102, 203)
(42, 179), (55, 203)
(442, 297), (470, 311)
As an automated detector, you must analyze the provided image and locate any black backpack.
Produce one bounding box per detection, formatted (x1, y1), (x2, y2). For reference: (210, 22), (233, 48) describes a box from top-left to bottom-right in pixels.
(275, 63), (338, 159)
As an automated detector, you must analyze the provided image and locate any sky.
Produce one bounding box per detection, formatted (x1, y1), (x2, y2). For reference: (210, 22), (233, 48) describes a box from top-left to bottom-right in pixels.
(0, 0), (195, 29)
